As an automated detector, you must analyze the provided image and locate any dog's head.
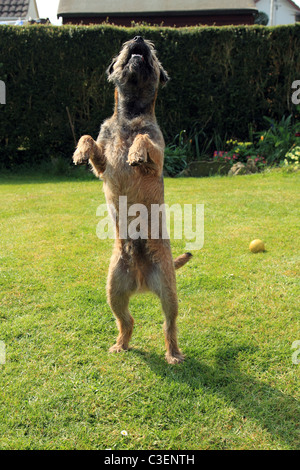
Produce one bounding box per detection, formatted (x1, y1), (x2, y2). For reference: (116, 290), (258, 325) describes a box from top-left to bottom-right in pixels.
(107, 36), (169, 93)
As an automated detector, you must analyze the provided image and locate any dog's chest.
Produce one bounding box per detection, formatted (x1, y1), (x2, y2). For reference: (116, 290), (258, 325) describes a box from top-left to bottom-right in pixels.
(102, 131), (137, 191)
(105, 126), (141, 171)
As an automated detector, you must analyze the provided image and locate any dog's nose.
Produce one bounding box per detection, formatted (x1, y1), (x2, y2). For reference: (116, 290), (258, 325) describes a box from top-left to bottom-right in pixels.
(133, 36), (144, 43)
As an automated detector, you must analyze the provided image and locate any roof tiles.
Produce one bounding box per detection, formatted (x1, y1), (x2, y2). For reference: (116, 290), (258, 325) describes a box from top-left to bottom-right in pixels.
(0, 0), (30, 18)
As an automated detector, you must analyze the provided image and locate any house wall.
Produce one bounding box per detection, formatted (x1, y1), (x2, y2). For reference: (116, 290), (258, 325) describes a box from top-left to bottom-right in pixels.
(257, 0), (298, 25)
(28, 0), (39, 19)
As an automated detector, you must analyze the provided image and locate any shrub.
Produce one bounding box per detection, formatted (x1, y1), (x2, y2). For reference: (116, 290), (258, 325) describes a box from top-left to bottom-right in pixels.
(213, 147), (266, 169)
(164, 130), (189, 176)
(255, 114), (300, 165)
(0, 24), (299, 167)
(284, 145), (300, 171)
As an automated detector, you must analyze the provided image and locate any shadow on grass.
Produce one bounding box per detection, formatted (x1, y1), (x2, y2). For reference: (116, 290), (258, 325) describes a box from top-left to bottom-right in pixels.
(131, 345), (299, 449)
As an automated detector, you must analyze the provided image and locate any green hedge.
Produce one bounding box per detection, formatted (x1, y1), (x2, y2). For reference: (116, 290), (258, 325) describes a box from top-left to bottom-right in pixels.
(0, 23), (299, 167)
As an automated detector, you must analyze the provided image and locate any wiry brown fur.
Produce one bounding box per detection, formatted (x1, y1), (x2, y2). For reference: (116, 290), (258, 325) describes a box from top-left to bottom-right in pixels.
(73, 37), (192, 364)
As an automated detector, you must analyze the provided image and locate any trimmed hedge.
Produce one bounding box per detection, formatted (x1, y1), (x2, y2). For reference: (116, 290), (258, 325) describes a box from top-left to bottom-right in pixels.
(0, 23), (299, 166)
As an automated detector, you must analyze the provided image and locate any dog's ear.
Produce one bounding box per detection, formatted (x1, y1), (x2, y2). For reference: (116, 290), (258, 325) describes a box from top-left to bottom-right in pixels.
(160, 67), (169, 86)
(107, 58), (117, 77)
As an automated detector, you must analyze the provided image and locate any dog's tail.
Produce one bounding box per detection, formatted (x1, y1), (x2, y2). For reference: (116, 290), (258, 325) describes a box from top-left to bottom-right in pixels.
(174, 252), (193, 270)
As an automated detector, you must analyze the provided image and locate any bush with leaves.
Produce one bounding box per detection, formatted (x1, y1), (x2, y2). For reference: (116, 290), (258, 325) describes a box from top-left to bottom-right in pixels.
(284, 145), (300, 171)
(255, 114), (300, 165)
(0, 24), (299, 168)
(164, 130), (189, 176)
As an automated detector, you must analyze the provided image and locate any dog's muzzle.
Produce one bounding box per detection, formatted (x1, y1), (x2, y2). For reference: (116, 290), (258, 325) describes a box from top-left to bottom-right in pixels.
(126, 37), (149, 67)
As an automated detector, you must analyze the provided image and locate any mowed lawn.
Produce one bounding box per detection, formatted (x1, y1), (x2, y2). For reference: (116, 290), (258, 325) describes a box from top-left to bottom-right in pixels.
(0, 169), (299, 450)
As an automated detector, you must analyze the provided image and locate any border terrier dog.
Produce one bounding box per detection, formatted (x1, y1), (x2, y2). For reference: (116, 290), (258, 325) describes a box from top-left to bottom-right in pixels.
(73, 36), (191, 364)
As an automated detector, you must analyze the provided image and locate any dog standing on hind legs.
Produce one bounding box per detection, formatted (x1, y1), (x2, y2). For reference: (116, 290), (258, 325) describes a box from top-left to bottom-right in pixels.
(73, 36), (192, 364)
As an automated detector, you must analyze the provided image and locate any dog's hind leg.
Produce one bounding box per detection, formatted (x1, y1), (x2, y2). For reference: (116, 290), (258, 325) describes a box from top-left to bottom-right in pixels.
(108, 295), (134, 353)
(146, 259), (185, 364)
(162, 289), (184, 364)
(107, 253), (136, 353)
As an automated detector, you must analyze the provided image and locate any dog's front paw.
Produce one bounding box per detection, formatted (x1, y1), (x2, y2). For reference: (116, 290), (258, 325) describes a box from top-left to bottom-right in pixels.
(73, 135), (94, 165)
(127, 150), (147, 166)
(127, 135), (148, 166)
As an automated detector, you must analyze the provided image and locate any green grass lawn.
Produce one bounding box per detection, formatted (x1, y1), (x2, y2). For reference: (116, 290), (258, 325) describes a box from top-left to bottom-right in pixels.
(0, 169), (299, 450)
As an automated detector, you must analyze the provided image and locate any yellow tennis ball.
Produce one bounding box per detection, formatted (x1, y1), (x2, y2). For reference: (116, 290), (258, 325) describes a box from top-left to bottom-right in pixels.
(249, 239), (265, 253)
